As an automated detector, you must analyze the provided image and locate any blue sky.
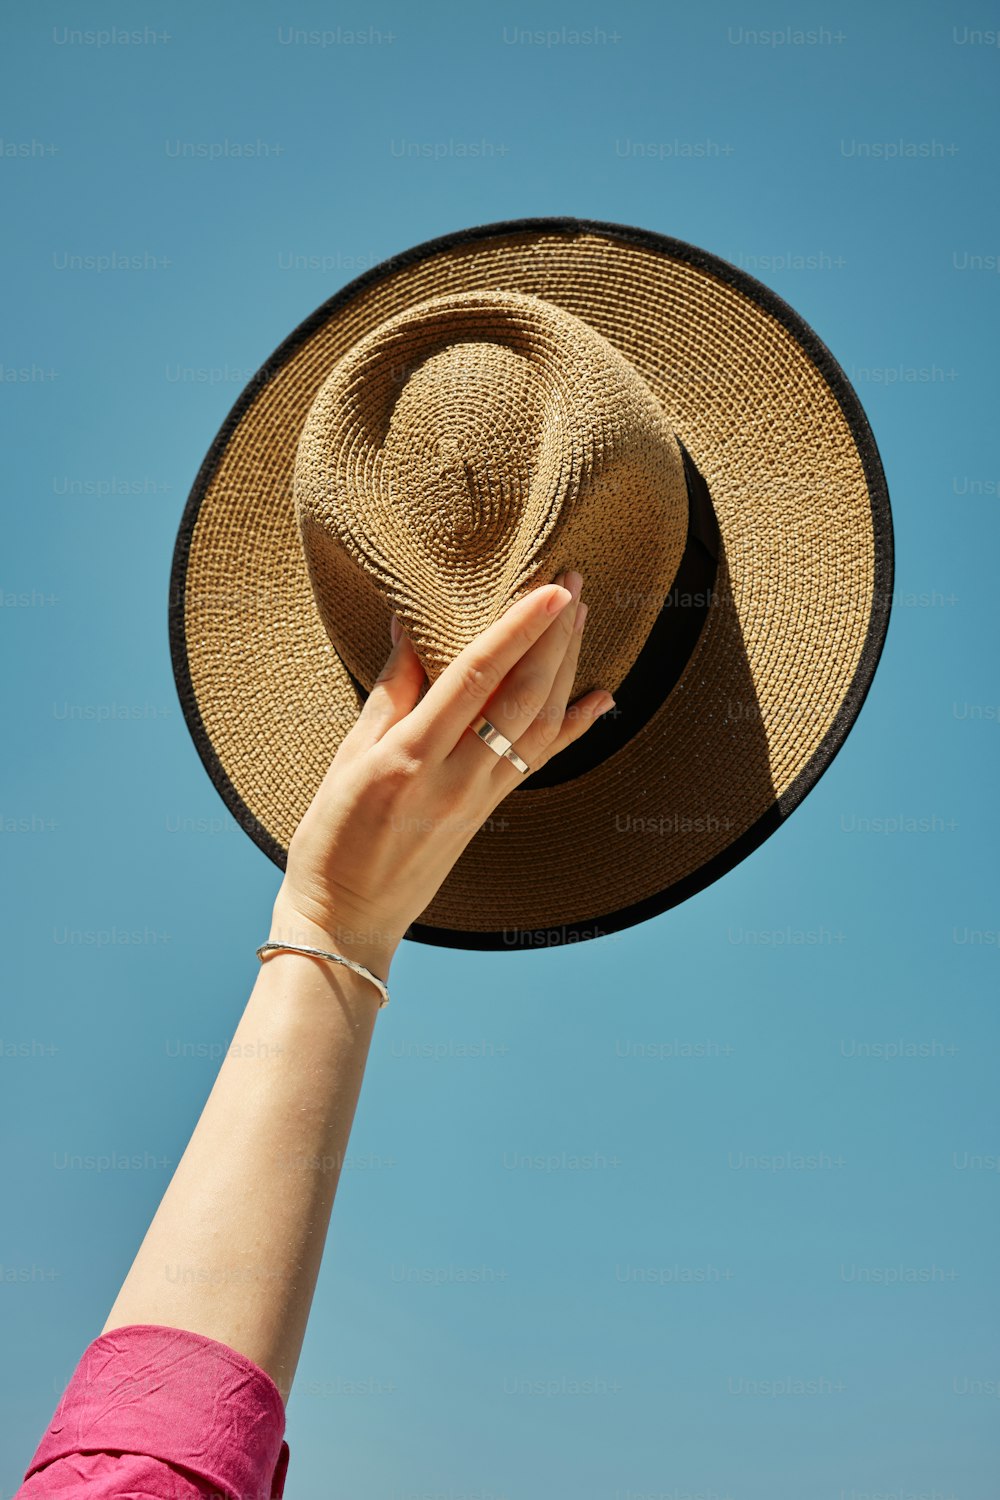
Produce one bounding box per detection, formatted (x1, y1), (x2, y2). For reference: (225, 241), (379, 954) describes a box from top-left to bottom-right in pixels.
(2, 1), (998, 1496)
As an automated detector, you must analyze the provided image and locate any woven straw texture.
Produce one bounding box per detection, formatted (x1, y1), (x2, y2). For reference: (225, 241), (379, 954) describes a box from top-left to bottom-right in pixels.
(293, 288), (690, 699)
(174, 224), (881, 939)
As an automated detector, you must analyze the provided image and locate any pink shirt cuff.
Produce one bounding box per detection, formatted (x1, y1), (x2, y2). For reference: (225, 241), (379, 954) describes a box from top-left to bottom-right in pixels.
(16, 1322), (289, 1500)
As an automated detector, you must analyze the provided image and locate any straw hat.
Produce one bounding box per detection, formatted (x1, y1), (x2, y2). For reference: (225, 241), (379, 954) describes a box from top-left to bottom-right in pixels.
(169, 216), (893, 952)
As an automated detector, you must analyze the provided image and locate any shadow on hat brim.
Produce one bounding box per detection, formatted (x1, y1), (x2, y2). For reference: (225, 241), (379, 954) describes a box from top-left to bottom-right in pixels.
(169, 216), (893, 952)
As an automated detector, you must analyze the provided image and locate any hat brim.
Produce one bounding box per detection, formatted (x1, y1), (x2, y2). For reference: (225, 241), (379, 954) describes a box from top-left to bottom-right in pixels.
(169, 216), (893, 951)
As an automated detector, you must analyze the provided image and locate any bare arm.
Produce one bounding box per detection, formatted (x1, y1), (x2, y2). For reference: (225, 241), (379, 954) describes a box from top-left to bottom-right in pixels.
(100, 897), (382, 1404)
(100, 570), (610, 1405)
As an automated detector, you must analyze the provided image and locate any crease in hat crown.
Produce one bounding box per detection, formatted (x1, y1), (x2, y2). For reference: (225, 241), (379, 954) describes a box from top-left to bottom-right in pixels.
(292, 287), (692, 701)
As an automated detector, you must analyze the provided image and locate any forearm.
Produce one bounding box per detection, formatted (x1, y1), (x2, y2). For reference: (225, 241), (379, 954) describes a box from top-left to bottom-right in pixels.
(100, 893), (388, 1404)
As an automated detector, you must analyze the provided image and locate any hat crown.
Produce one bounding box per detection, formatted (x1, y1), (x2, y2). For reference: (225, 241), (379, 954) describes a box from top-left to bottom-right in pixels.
(292, 288), (690, 698)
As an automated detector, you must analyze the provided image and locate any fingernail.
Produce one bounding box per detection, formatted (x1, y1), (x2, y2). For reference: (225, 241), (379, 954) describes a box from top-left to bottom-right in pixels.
(547, 586), (572, 615)
(390, 613), (401, 646)
(598, 695), (615, 714)
(573, 600), (589, 634)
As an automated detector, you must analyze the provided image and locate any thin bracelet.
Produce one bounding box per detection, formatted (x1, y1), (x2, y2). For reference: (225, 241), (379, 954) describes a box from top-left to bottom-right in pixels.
(255, 941), (390, 1009)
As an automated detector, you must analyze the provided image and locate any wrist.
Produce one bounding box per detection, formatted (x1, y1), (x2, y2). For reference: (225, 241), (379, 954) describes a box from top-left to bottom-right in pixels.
(269, 887), (397, 981)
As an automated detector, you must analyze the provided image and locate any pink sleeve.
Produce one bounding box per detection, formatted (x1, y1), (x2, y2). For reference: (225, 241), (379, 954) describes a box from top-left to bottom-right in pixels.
(13, 1322), (290, 1500)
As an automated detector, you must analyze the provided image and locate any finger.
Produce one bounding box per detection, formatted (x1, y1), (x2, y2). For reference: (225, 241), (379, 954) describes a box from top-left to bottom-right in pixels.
(347, 622), (428, 750)
(398, 581), (573, 759)
(502, 596), (589, 769)
(492, 682), (616, 794)
(473, 572), (584, 754)
(534, 686), (616, 770)
(451, 583), (585, 787)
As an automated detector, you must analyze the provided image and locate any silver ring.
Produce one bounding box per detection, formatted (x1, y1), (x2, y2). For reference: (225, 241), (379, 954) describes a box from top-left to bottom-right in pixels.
(470, 715), (530, 775)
